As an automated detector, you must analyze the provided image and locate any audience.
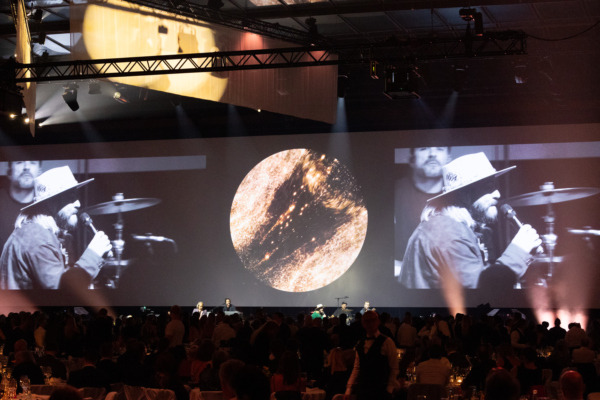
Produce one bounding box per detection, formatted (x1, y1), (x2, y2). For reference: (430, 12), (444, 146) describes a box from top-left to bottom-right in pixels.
(0, 307), (598, 400)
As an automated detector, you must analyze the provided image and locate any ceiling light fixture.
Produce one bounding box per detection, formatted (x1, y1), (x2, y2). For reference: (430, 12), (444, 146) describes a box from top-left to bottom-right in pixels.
(384, 65), (420, 99)
(62, 83), (80, 111)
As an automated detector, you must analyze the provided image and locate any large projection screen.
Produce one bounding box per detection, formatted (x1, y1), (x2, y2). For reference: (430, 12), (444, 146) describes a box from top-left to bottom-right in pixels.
(0, 123), (599, 310)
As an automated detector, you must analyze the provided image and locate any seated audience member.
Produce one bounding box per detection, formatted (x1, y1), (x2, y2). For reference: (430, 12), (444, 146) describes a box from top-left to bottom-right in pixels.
(12, 350), (45, 391)
(445, 339), (470, 369)
(416, 344), (450, 385)
(155, 352), (189, 400)
(191, 340), (215, 385)
(117, 339), (153, 387)
(198, 350), (229, 391)
(96, 342), (121, 384)
(37, 341), (68, 380)
(512, 347), (543, 395)
(219, 360), (245, 400)
(317, 348), (354, 400)
(462, 345), (496, 391)
(485, 368), (521, 400)
(67, 349), (111, 393)
(232, 365), (271, 400)
(560, 371), (585, 400)
(547, 339), (571, 380)
(270, 351), (306, 394)
(48, 386), (84, 400)
(572, 338), (595, 364)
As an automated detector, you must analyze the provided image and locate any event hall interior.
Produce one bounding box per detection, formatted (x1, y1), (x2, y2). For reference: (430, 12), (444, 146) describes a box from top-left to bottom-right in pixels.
(0, 0), (599, 333)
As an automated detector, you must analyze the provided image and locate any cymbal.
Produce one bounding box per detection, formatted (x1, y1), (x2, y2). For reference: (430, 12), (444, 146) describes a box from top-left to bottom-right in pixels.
(507, 187), (600, 207)
(85, 198), (161, 215)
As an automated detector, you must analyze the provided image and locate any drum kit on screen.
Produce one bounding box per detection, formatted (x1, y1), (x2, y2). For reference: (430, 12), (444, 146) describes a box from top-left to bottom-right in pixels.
(506, 182), (600, 288)
(83, 193), (175, 289)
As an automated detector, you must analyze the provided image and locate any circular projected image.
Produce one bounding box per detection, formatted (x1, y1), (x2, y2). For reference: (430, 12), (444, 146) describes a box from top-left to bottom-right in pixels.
(230, 149), (368, 292)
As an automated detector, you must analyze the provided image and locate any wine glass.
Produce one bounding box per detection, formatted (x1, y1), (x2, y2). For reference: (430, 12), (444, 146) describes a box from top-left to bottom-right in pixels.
(20, 375), (30, 395)
(42, 366), (52, 384)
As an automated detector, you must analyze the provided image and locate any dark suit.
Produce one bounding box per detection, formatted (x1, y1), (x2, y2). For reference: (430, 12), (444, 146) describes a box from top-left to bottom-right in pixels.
(67, 366), (111, 393)
(97, 359), (122, 384)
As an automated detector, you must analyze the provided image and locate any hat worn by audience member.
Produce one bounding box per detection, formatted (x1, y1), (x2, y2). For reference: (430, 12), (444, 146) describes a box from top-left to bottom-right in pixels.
(428, 152), (515, 202)
(21, 166), (93, 211)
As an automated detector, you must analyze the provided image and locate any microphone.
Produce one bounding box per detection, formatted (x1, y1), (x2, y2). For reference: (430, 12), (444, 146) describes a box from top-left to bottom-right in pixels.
(500, 204), (544, 254)
(131, 234), (178, 253)
(79, 212), (114, 258)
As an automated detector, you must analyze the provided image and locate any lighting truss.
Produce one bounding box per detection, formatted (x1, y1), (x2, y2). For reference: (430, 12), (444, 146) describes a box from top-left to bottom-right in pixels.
(1, 32), (527, 84)
(121, 0), (324, 45)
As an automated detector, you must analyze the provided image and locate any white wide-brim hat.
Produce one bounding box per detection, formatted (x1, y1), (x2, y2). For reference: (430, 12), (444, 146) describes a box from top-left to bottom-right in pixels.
(428, 152), (515, 202)
(316, 304), (324, 309)
(21, 166), (93, 211)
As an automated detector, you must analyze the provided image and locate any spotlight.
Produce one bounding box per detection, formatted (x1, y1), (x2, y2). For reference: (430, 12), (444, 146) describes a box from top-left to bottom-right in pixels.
(257, 109), (261, 112)
(88, 80), (102, 95)
(337, 75), (349, 98)
(113, 91), (129, 104)
(62, 83), (80, 111)
(206, 0), (224, 9)
(453, 64), (468, 92)
(24, 117), (30, 124)
(9, 114), (16, 119)
(384, 65), (420, 99)
(459, 8), (477, 22)
(305, 17), (319, 43)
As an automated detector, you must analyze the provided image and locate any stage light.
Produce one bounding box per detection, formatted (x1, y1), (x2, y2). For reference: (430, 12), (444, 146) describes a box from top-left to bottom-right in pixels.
(24, 118), (30, 124)
(88, 80), (102, 95)
(257, 109), (261, 112)
(9, 114), (16, 119)
(206, 0), (224, 9)
(30, 8), (43, 22)
(370, 60), (379, 80)
(337, 75), (349, 98)
(384, 65), (420, 99)
(459, 8), (477, 22)
(453, 64), (468, 92)
(62, 83), (80, 111)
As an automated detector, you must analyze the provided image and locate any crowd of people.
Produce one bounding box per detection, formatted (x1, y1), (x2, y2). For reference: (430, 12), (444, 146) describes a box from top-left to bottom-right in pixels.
(0, 306), (599, 400)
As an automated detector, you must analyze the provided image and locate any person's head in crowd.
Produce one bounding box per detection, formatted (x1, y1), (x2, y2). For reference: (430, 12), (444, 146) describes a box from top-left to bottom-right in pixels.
(232, 365), (271, 400)
(15, 350), (35, 365)
(99, 342), (113, 360)
(277, 351), (301, 385)
(14, 339), (28, 353)
(429, 336), (442, 347)
(271, 312), (284, 326)
(83, 349), (99, 366)
(361, 311), (379, 336)
(212, 350), (229, 372)
(554, 318), (561, 327)
(48, 386), (84, 400)
(155, 351), (178, 388)
(169, 305), (181, 320)
(555, 339), (568, 353)
(219, 360), (245, 400)
(45, 341), (60, 356)
(296, 314), (305, 325)
(196, 340), (216, 362)
(541, 321), (549, 330)
(568, 323), (576, 330)
(429, 344), (443, 360)
(7, 161), (42, 203)
(561, 371), (585, 400)
(485, 368), (520, 400)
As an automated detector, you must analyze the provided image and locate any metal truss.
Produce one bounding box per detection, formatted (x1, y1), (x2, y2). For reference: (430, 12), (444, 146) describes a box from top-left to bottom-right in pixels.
(121, 0), (324, 46)
(1, 31), (527, 84)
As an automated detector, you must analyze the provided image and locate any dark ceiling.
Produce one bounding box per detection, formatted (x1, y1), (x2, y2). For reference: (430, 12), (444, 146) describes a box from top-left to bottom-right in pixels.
(0, 0), (599, 146)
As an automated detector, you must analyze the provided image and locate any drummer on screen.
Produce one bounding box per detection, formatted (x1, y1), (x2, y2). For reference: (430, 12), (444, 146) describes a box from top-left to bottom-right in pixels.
(398, 153), (542, 289)
(223, 298), (236, 312)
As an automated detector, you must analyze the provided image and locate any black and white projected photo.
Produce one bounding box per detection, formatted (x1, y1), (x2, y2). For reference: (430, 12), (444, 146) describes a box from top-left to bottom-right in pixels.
(230, 149), (368, 292)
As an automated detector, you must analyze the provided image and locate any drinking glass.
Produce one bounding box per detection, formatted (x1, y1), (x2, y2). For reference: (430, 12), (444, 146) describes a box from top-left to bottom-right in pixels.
(20, 375), (30, 395)
(42, 366), (53, 384)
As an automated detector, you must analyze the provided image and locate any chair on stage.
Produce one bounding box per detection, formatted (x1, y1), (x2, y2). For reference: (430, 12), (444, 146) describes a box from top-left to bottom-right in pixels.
(407, 383), (445, 400)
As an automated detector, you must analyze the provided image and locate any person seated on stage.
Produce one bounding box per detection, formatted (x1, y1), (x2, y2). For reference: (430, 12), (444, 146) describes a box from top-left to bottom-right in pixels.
(270, 351), (307, 394)
(416, 344), (450, 386)
(312, 304), (326, 319)
(511, 347), (543, 395)
(67, 349), (111, 393)
(359, 301), (375, 315)
(333, 302), (353, 320)
(223, 298), (236, 312)
(193, 301), (209, 317)
(485, 368), (521, 400)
